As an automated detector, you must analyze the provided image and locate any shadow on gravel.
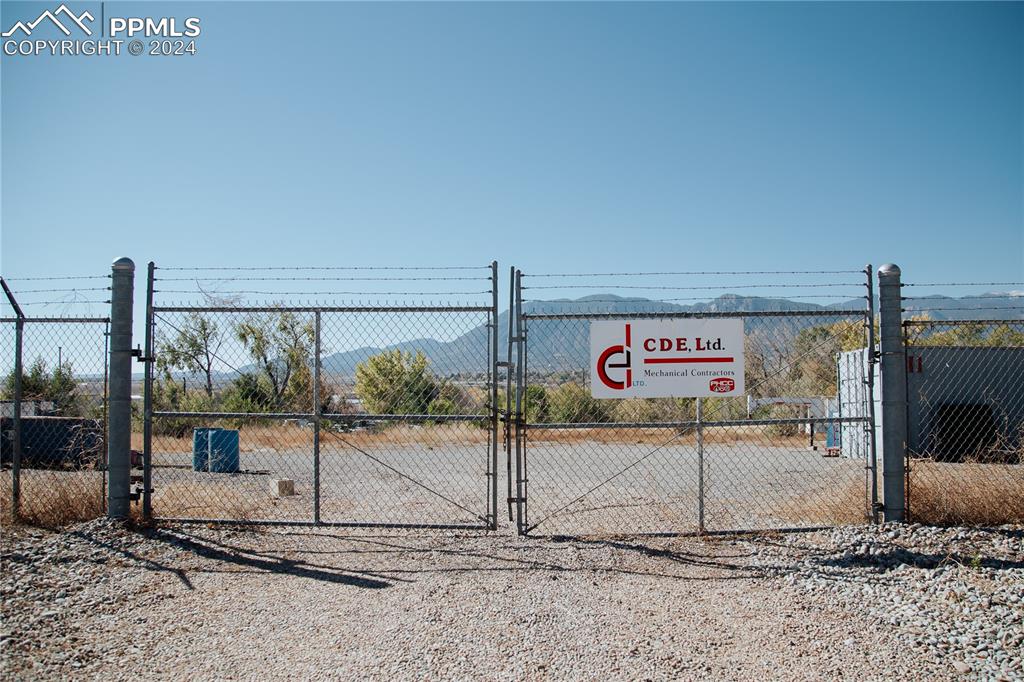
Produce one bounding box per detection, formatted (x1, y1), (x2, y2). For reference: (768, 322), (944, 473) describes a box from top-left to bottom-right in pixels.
(68, 530), (196, 590)
(817, 550), (1024, 572)
(147, 530), (394, 589)
(72, 528), (393, 590)
(224, 531), (770, 582)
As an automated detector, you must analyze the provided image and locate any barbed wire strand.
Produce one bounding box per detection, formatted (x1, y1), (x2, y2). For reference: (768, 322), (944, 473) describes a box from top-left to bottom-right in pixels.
(525, 270), (864, 277)
(156, 276), (487, 282)
(903, 282), (1024, 288)
(525, 283), (862, 291)
(157, 266), (488, 272)
(1, 275), (109, 281)
(157, 289), (492, 296)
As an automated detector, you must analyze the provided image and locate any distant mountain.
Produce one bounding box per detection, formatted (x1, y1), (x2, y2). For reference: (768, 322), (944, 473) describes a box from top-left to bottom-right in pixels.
(263, 292), (1023, 378)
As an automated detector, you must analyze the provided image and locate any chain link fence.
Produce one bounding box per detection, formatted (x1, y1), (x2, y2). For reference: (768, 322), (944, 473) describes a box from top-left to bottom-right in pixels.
(510, 270), (877, 535)
(144, 264), (500, 528)
(902, 319), (1024, 524)
(1, 317), (110, 525)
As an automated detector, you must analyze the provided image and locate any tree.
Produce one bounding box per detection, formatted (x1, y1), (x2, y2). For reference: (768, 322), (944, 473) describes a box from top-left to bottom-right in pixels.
(2, 358), (81, 415)
(235, 312), (315, 410)
(158, 312), (224, 397)
(354, 350), (439, 415)
(547, 383), (610, 423)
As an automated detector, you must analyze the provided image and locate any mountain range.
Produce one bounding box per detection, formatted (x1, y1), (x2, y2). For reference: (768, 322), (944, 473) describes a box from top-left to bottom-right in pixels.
(314, 292), (1022, 377)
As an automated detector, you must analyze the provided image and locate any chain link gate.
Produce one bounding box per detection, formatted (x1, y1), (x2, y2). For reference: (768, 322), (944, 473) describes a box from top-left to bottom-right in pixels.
(2, 316), (110, 525)
(902, 318), (1024, 524)
(142, 263), (500, 529)
(508, 268), (878, 535)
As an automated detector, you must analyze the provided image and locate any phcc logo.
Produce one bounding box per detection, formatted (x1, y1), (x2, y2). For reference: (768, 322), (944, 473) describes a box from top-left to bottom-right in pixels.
(2, 4), (94, 37)
(596, 323), (633, 391)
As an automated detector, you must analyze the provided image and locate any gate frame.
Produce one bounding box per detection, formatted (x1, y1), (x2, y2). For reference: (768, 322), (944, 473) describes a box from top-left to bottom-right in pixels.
(142, 262), (501, 530)
(509, 268), (879, 536)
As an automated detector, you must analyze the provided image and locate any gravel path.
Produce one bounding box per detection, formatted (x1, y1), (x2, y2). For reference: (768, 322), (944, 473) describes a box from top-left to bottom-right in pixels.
(1, 520), (1021, 680)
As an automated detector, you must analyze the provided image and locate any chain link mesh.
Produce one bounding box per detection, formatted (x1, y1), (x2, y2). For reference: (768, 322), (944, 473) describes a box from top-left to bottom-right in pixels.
(147, 306), (496, 527)
(1, 318), (109, 525)
(902, 319), (1024, 524)
(517, 311), (874, 535)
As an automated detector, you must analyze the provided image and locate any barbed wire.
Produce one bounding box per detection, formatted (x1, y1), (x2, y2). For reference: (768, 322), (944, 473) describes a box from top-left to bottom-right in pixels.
(524, 270), (864, 277)
(905, 306), (1024, 313)
(902, 294), (1023, 300)
(156, 289), (492, 296)
(522, 294), (858, 304)
(903, 282), (1024, 288)
(1, 275), (109, 281)
(15, 300), (110, 306)
(524, 283), (863, 291)
(156, 276), (488, 282)
(157, 265), (489, 272)
(8, 287), (110, 294)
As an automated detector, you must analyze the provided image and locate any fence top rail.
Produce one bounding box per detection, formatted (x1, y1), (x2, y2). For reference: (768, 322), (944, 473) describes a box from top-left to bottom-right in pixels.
(0, 316), (110, 324)
(523, 309), (867, 321)
(153, 305), (493, 314)
(903, 319), (1024, 326)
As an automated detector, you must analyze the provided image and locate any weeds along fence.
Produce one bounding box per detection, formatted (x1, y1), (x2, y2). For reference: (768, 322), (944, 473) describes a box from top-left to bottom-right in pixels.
(1, 275), (111, 526)
(900, 312), (1024, 525)
(142, 263), (500, 528)
(507, 268), (878, 535)
(3, 263), (1023, 533)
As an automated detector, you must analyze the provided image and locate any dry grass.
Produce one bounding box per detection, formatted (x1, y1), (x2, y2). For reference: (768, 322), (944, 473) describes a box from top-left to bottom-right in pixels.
(527, 426), (808, 448)
(150, 480), (264, 521)
(0, 470), (105, 528)
(908, 460), (1024, 526)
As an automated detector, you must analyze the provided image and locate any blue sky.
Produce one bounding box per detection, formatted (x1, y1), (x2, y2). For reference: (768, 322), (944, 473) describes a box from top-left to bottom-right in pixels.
(1, 1), (1022, 317)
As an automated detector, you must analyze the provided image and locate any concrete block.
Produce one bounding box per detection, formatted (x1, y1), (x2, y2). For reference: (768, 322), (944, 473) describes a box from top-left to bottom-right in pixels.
(270, 478), (295, 497)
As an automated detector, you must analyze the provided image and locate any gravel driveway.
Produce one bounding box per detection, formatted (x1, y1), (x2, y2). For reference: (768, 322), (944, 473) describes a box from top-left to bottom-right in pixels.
(2, 520), (1021, 680)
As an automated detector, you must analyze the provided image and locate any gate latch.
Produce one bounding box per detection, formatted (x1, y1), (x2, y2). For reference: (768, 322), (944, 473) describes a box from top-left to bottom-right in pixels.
(132, 345), (154, 363)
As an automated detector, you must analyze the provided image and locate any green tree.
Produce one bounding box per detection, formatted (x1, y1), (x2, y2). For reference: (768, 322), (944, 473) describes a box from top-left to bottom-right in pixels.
(547, 383), (610, 423)
(354, 350), (439, 415)
(157, 312), (224, 397)
(2, 358), (81, 415)
(235, 312), (315, 410)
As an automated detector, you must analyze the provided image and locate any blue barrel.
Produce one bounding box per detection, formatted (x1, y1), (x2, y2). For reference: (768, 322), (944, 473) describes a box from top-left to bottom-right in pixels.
(209, 428), (240, 474)
(192, 428), (240, 473)
(825, 410), (839, 449)
(192, 428), (217, 471)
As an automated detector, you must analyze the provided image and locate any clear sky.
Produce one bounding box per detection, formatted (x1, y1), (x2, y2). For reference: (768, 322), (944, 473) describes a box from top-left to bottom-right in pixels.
(1, 1), (1022, 315)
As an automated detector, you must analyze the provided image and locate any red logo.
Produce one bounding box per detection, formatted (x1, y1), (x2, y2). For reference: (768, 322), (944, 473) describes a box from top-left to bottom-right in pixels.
(709, 377), (735, 393)
(596, 324), (632, 390)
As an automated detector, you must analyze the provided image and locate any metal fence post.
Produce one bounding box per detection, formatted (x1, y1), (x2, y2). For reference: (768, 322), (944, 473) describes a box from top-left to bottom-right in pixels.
(1, 278), (25, 519)
(864, 264), (880, 523)
(489, 261), (499, 531)
(107, 257), (135, 519)
(313, 310), (321, 525)
(696, 397), (705, 533)
(513, 269), (526, 533)
(142, 262), (155, 519)
(877, 263), (906, 522)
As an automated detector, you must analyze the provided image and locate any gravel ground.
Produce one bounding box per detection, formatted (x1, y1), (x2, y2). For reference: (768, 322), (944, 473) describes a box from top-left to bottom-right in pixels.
(1, 520), (1021, 681)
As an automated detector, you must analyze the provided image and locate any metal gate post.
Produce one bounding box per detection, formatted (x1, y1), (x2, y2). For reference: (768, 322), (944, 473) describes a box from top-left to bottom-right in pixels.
(864, 264), (880, 523)
(513, 269), (526, 534)
(107, 257), (135, 519)
(142, 262), (155, 519)
(313, 310), (321, 525)
(489, 261), (499, 530)
(505, 266), (515, 522)
(1, 279), (25, 518)
(697, 397), (705, 533)
(877, 263), (906, 522)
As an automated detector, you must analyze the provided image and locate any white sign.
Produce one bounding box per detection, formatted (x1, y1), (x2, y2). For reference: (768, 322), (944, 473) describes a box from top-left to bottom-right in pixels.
(590, 319), (745, 398)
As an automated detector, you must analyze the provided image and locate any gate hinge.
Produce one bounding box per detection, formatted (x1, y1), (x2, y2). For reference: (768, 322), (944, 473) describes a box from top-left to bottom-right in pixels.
(496, 361), (512, 368)
(507, 497), (524, 504)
